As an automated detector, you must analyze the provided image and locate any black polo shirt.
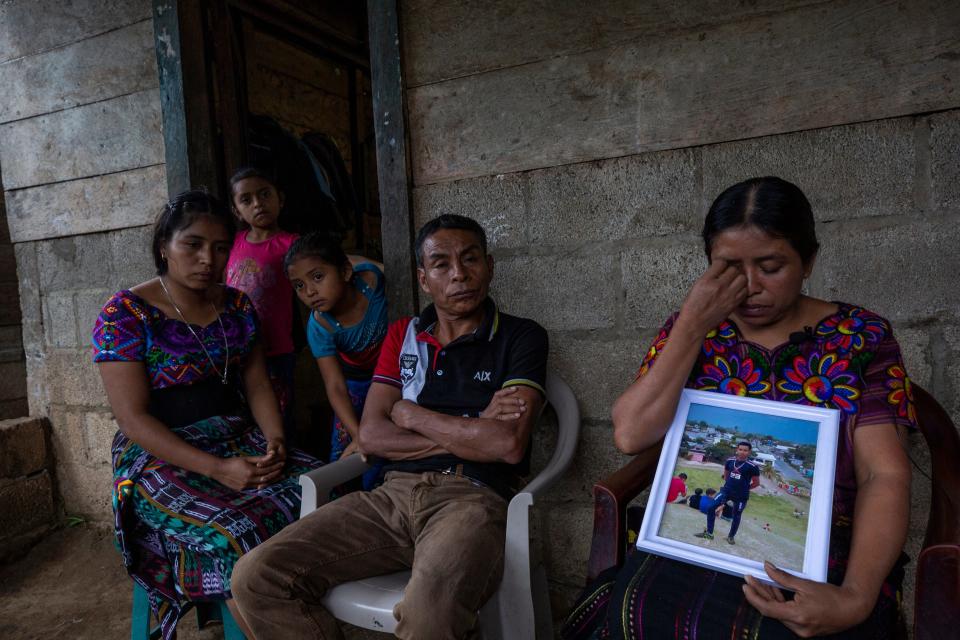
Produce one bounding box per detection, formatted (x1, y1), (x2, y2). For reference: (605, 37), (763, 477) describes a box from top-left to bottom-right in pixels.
(371, 297), (548, 497)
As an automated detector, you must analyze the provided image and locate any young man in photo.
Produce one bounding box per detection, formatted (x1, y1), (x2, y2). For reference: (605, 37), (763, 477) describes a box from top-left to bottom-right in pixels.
(695, 441), (760, 544)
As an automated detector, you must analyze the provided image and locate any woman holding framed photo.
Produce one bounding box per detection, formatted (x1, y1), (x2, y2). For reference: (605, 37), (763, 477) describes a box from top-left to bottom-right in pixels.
(562, 176), (915, 640)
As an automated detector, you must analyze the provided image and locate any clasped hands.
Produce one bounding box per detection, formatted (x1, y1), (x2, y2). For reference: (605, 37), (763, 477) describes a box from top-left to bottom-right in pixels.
(213, 437), (287, 491)
(743, 562), (874, 637)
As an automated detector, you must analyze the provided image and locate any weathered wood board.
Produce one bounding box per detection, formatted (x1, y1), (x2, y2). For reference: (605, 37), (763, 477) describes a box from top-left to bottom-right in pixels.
(0, 0), (151, 65)
(369, 0), (418, 317)
(253, 29), (350, 97)
(401, 0), (830, 87)
(0, 19), (157, 124)
(407, 0), (960, 185)
(5, 164), (166, 243)
(0, 89), (163, 190)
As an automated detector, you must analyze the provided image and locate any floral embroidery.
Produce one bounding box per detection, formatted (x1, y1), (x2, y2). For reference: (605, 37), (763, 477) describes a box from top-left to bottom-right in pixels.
(702, 321), (737, 358)
(637, 327), (669, 378)
(815, 307), (887, 353)
(696, 354), (772, 396)
(777, 351), (861, 413)
(886, 364), (917, 423)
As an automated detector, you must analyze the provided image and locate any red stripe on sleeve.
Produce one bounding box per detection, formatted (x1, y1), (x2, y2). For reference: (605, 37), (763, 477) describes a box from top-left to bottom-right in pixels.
(372, 316), (413, 384)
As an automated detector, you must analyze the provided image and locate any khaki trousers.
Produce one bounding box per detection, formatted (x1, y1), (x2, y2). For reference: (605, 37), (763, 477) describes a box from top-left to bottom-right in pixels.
(232, 471), (508, 639)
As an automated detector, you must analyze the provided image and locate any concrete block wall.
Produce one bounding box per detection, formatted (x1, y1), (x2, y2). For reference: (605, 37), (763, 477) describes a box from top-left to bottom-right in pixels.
(413, 112), (960, 606)
(402, 0), (960, 618)
(0, 417), (56, 560)
(0, 0), (164, 519)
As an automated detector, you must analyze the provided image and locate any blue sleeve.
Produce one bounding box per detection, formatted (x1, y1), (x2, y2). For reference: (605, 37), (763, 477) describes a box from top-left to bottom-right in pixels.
(306, 313), (337, 358)
(353, 262), (385, 294)
(699, 496), (717, 514)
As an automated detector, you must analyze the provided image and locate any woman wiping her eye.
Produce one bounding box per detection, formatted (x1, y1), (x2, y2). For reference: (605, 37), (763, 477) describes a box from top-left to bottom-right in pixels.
(563, 177), (915, 640)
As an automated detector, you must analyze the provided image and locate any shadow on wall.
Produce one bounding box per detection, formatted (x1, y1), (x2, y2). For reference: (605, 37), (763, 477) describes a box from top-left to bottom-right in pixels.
(0, 173), (28, 420)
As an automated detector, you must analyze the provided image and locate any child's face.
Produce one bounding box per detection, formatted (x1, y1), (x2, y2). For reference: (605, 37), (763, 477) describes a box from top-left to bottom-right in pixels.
(232, 177), (283, 230)
(287, 256), (351, 313)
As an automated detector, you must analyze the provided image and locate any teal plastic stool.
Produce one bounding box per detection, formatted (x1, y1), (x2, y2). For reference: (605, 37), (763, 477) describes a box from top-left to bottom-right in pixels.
(131, 582), (246, 639)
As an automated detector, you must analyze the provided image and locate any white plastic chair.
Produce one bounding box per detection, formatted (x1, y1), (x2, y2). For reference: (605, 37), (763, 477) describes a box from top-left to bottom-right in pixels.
(297, 370), (580, 639)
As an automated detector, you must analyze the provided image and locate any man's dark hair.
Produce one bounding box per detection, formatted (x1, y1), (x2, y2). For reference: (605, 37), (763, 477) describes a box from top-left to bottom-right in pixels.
(737, 441), (752, 450)
(679, 473), (688, 480)
(414, 214), (487, 267)
(694, 488), (703, 495)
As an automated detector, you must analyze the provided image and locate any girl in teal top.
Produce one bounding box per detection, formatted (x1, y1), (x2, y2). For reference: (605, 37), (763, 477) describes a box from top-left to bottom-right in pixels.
(284, 233), (387, 486)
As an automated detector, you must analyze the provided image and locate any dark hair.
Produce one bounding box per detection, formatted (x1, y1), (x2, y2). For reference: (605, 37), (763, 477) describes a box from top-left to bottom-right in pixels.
(678, 473), (688, 480)
(702, 176), (819, 264)
(737, 441), (752, 450)
(705, 488), (717, 495)
(283, 231), (350, 276)
(694, 488), (703, 495)
(229, 166), (279, 195)
(414, 214), (487, 267)
(152, 189), (234, 275)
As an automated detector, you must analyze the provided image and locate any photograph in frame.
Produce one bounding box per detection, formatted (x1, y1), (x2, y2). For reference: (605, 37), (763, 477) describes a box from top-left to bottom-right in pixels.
(636, 389), (840, 585)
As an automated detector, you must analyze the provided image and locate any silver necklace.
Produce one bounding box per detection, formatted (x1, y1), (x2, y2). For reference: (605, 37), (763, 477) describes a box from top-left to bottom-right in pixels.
(159, 277), (230, 384)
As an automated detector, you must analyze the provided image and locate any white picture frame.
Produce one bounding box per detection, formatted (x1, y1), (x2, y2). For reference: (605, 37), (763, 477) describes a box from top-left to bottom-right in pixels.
(636, 389), (840, 585)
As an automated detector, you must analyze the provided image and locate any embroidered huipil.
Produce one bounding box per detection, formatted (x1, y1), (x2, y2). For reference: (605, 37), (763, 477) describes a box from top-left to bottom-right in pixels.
(640, 303), (917, 589)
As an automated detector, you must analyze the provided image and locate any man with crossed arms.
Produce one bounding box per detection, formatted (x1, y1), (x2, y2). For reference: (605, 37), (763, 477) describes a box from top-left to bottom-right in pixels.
(233, 214), (548, 639)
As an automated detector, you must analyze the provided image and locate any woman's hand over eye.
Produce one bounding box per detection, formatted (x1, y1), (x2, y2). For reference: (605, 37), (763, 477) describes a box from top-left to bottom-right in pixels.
(678, 259), (748, 336)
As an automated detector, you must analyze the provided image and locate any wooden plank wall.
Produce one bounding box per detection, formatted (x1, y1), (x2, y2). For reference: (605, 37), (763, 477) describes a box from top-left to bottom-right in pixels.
(0, 0), (165, 515)
(403, 0), (959, 186)
(0, 0), (163, 242)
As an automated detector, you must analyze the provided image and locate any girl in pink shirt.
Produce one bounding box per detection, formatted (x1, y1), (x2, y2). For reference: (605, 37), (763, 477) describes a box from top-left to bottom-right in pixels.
(225, 168), (298, 439)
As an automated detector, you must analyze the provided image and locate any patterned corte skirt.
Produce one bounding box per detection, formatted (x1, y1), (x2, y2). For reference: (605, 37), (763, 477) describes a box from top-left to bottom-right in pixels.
(112, 415), (322, 639)
(561, 549), (904, 640)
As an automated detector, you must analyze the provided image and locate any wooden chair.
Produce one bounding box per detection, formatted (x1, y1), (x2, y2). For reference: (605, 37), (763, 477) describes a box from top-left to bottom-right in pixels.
(297, 370), (581, 639)
(585, 384), (960, 640)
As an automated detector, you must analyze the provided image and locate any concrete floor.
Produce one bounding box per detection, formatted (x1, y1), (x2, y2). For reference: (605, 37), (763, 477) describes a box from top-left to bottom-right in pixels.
(0, 524), (380, 640)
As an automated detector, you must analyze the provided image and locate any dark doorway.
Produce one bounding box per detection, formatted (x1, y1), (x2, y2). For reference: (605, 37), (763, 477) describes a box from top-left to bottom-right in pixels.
(153, 0), (395, 458)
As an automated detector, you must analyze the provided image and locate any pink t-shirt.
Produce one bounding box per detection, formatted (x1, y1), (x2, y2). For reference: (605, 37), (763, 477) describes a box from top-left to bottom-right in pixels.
(225, 229), (298, 357)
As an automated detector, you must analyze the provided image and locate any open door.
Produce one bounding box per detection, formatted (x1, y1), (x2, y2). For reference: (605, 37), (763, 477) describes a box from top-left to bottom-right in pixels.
(153, 0), (411, 456)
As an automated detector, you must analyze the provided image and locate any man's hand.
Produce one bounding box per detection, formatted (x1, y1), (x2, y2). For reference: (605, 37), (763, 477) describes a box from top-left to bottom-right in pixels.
(743, 562), (874, 637)
(480, 387), (528, 421)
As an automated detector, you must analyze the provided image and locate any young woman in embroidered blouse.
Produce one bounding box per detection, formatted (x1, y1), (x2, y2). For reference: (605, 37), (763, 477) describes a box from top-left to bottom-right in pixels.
(563, 177), (914, 640)
(92, 190), (321, 639)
